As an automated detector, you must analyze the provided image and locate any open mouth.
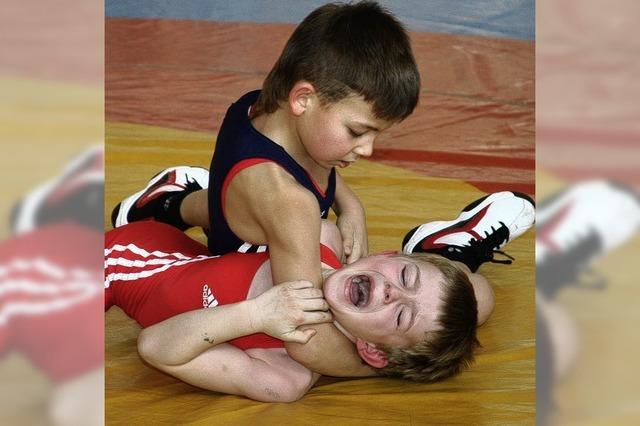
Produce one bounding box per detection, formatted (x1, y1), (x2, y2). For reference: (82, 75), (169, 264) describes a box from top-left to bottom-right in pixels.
(349, 275), (371, 307)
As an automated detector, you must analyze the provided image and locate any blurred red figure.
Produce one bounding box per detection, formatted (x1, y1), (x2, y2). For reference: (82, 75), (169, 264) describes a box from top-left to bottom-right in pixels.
(1, 146), (104, 425)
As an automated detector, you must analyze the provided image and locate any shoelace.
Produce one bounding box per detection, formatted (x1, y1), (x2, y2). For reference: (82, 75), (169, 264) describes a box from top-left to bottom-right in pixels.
(465, 222), (514, 266)
(184, 177), (204, 191)
(536, 229), (604, 299)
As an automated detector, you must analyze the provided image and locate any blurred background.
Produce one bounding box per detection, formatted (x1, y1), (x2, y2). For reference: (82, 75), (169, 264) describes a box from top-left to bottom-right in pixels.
(536, 0), (640, 424)
(1, 0), (639, 424)
(0, 1), (104, 424)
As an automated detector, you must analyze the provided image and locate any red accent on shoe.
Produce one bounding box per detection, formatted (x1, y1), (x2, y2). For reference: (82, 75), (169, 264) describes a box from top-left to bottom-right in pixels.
(419, 205), (490, 251)
(134, 170), (185, 208)
(538, 202), (573, 253)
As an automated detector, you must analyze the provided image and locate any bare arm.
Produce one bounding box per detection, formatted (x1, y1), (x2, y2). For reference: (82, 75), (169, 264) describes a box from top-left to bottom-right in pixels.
(143, 343), (319, 402)
(225, 163), (370, 376)
(138, 280), (331, 367)
(254, 177), (374, 376)
(138, 305), (291, 401)
(226, 165), (374, 377)
(333, 171), (368, 263)
(137, 282), (328, 401)
(262, 187), (371, 376)
(138, 297), (257, 367)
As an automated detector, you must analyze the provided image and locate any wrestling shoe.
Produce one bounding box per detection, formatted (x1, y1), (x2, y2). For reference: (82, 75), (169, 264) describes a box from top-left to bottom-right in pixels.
(111, 166), (209, 231)
(402, 191), (535, 272)
(10, 145), (104, 234)
(536, 180), (640, 299)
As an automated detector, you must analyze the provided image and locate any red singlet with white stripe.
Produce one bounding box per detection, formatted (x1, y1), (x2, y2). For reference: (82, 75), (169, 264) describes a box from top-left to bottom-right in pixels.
(105, 222), (342, 350)
(0, 222), (103, 383)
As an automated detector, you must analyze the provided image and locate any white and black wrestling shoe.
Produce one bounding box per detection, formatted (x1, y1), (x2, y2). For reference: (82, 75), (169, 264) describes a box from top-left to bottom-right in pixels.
(10, 145), (104, 234)
(536, 180), (640, 299)
(111, 166), (209, 231)
(402, 191), (535, 272)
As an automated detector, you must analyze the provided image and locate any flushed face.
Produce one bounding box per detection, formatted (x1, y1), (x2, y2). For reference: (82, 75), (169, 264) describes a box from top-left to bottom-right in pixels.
(323, 254), (444, 348)
(296, 94), (393, 170)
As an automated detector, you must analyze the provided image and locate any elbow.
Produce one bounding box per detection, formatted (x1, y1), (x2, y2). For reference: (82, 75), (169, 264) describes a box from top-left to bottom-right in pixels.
(262, 383), (306, 403)
(281, 393), (305, 403)
(253, 370), (314, 403)
(137, 328), (162, 367)
(280, 374), (311, 402)
(265, 389), (304, 403)
(281, 368), (315, 402)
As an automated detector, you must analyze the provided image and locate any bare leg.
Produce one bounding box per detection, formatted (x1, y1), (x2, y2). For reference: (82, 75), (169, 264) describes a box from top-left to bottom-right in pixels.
(451, 261), (495, 326)
(49, 368), (103, 426)
(536, 291), (579, 380)
(180, 189), (209, 228)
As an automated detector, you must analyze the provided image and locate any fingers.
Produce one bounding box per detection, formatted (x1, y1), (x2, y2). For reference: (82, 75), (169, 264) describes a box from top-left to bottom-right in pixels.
(308, 310), (333, 323)
(344, 231), (368, 264)
(286, 328), (317, 344)
(282, 283), (325, 300)
(346, 239), (366, 263)
(282, 281), (329, 312)
(342, 237), (353, 258)
(299, 298), (330, 312)
(346, 240), (361, 264)
(340, 222), (354, 255)
(286, 280), (314, 290)
(294, 311), (333, 328)
(295, 287), (324, 300)
(283, 310), (333, 343)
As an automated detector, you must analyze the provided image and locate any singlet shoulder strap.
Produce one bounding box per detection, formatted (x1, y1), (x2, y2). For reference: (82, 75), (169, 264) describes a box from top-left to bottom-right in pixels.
(320, 243), (342, 269)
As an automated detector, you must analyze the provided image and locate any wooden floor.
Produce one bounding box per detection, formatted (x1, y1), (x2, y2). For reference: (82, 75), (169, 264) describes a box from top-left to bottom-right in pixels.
(105, 18), (535, 425)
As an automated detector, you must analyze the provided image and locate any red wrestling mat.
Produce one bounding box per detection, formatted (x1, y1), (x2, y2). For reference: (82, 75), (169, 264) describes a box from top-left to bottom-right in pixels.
(106, 19), (534, 196)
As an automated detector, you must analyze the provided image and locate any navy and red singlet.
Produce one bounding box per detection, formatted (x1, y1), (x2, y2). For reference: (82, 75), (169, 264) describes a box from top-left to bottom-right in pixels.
(208, 90), (336, 255)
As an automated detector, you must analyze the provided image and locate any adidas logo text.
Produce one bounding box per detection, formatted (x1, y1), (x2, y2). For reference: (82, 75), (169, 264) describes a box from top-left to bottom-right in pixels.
(202, 284), (218, 308)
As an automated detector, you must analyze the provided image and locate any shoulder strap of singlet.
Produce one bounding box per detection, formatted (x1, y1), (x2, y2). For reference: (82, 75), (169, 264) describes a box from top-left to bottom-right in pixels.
(320, 243), (342, 269)
(229, 91), (335, 205)
(209, 91), (337, 255)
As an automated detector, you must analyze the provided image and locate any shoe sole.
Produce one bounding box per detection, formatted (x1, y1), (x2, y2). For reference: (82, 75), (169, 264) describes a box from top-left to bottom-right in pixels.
(402, 191), (534, 253)
(112, 166), (209, 228)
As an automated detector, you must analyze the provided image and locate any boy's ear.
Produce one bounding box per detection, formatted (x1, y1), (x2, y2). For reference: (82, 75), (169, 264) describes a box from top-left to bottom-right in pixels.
(356, 339), (389, 368)
(288, 81), (316, 116)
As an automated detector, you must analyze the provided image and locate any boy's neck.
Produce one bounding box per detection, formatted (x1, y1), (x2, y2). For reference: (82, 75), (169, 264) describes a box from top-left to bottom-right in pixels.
(251, 108), (319, 173)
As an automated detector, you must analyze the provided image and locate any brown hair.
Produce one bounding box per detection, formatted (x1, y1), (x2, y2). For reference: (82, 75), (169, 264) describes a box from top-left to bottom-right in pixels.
(377, 253), (480, 382)
(253, 1), (420, 121)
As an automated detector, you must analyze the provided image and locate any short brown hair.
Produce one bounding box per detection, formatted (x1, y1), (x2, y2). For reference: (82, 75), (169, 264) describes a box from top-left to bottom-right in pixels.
(254, 1), (420, 121)
(377, 253), (480, 382)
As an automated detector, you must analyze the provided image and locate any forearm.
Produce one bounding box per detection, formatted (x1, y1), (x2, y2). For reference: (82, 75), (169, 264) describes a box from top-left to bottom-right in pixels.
(138, 301), (258, 367)
(332, 173), (364, 216)
(269, 246), (370, 375)
(152, 344), (316, 403)
(269, 220), (323, 289)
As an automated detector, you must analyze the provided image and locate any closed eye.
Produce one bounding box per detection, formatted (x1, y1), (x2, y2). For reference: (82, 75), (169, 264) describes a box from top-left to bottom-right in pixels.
(403, 263), (418, 289)
(348, 128), (364, 138)
(401, 266), (407, 287)
(397, 309), (403, 328)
